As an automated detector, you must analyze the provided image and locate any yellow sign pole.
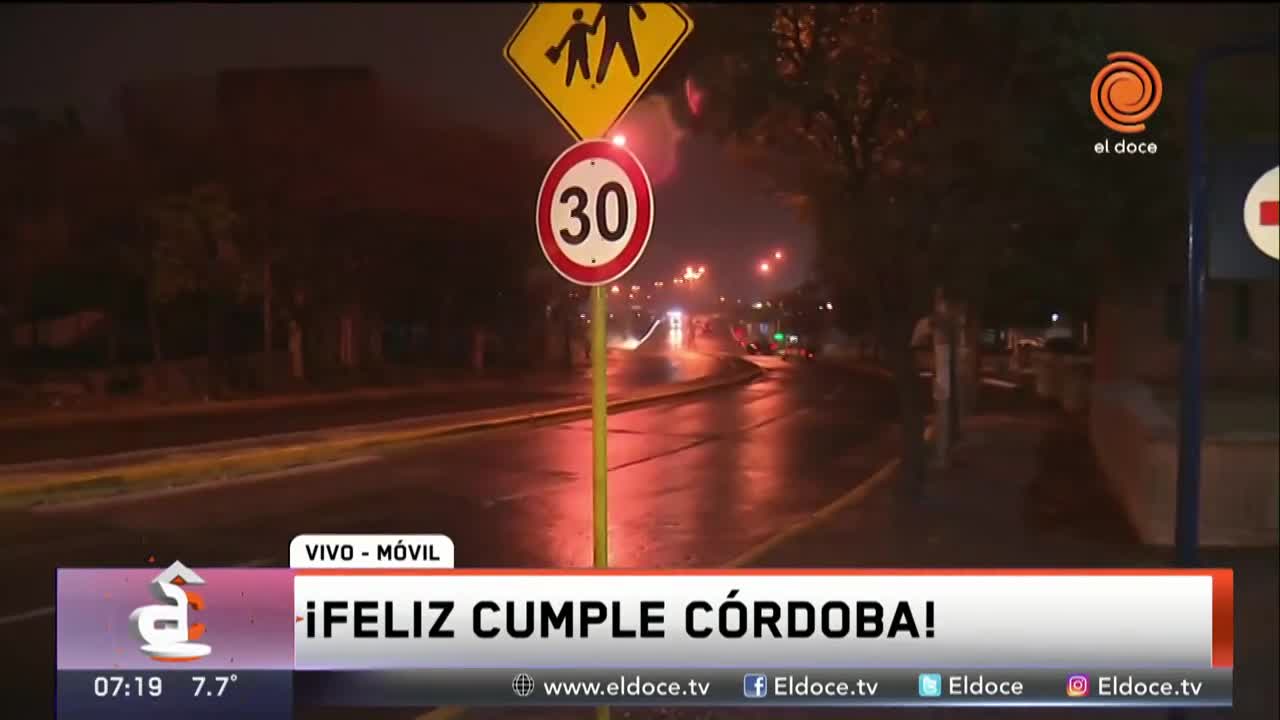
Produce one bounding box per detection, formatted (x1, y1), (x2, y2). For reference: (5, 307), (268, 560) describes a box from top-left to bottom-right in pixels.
(591, 288), (610, 720)
(590, 284), (609, 570)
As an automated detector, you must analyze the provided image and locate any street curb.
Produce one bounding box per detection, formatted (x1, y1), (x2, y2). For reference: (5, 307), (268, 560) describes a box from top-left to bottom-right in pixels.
(415, 422), (930, 720)
(820, 357), (894, 380)
(0, 383), (477, 431)
(0, 356), (625, 432)
(0, 359), (762, 506)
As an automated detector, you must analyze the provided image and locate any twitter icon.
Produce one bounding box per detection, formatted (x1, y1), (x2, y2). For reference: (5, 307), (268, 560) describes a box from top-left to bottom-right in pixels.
(918, 673), (943, 698)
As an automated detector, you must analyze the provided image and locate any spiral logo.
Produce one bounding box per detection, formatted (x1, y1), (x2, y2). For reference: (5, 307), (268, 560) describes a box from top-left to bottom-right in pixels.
(1090, 52), (1163, 134)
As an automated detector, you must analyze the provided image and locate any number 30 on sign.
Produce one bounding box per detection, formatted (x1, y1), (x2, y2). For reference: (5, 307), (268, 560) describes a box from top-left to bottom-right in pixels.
(537, 139), (654, 286)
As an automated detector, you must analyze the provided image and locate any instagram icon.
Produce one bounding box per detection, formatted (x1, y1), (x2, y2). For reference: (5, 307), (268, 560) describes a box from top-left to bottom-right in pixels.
(1066, 674), (1090, 698)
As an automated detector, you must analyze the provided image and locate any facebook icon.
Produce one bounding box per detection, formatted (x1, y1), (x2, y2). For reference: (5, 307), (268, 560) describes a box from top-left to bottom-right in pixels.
(743, 674), (769, 699)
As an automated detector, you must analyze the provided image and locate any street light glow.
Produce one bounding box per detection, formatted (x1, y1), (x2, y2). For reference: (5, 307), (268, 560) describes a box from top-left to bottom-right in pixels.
(611, 285), (621, 294)
(759, 262), (771, 273)
(612, 134), (626, 146)
(698, 265), (706, 274)
(774, 250), (783, 260)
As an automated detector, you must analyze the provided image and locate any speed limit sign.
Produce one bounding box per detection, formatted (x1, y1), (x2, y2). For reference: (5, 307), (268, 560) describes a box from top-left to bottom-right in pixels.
(536, 139), (654, 286)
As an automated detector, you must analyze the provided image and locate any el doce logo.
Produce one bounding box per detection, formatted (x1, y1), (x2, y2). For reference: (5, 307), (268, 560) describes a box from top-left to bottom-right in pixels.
(1091, 52), (1162, 155)
(129, 561), (212, 662)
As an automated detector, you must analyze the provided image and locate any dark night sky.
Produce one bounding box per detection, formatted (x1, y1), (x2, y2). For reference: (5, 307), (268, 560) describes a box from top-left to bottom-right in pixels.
(0, 3), (812, 301)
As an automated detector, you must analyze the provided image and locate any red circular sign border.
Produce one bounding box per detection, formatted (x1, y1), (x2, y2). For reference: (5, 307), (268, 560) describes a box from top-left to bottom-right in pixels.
(536, 139), (654, 286)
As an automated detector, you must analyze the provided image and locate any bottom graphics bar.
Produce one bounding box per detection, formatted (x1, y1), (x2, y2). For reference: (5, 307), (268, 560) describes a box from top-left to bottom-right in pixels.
(57, 667), (1231, 718)
(296, 668), (1230, 707)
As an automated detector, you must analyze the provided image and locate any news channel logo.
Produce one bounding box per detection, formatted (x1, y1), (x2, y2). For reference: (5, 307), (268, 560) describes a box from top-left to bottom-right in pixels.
(1067, 674), (1091, 698)
(1090, 51), (1162, 134)
(128, 561), (212, 662)
(743, 673), (769, 699)
(511, 673), (536, 698)
(917, 673), (943, 698)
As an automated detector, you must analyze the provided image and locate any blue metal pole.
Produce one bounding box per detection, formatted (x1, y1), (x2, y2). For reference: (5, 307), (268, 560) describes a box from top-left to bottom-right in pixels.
(1175, 57), (1208, 569)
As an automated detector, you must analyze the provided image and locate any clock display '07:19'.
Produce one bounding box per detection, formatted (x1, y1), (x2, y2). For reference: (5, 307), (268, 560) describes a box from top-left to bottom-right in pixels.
(91, 676), (162, 698)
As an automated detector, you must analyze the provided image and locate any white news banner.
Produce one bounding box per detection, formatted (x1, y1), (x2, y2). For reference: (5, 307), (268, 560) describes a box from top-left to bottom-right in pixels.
(292, 571), (1226, 670)
(289, 534), (454, 569)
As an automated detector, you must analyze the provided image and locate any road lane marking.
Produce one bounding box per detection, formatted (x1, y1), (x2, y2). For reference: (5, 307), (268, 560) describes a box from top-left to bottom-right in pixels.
(483, 485), (573, 507)
(726, 424), (936, 568)
(724, 459), (900, 568)
(0, 606), (54, 627)
(604, 437), (718, 473)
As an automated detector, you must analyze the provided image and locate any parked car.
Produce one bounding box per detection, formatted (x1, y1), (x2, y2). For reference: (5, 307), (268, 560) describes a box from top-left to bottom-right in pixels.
(1043, 336), (1083, 354)
(742, 339), (786, 356)
(783, 344), (818, 360)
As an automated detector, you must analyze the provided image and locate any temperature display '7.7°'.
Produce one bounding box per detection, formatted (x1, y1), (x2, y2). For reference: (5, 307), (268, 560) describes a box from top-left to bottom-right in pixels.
(191, 674), (238, 697)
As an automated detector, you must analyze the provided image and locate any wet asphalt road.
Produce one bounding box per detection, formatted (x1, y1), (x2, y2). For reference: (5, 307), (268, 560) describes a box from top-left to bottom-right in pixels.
(1, 352), (905, 716)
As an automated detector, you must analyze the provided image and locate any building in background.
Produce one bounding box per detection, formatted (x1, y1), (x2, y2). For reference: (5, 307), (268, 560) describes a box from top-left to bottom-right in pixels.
(1091, 243), (1278, 547)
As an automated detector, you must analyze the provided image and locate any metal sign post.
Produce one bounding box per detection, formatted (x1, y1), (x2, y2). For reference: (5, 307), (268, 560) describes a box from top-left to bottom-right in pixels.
(590, 284), (609, 720)
(591, 283), (609, 571)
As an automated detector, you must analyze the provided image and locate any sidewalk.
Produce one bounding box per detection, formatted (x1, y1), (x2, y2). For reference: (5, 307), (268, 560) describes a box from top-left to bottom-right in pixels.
(733, 406), (1277, 720)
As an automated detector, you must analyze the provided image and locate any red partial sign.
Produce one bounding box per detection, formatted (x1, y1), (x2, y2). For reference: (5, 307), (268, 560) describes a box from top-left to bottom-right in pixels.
(1261, 200), (1278, 227)
(536, 139), (653, 286)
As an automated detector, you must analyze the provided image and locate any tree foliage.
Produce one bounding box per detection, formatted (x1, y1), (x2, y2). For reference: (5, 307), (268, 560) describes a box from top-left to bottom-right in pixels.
(3, 74), (555, 380)
(679, 3), (1197, 332)
(142, 183), (242, 303)
(669, 2), (1235, 488)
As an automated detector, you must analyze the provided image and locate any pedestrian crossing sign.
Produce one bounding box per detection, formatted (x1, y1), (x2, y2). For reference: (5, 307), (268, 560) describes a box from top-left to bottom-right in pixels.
(504, 3), (693, 141)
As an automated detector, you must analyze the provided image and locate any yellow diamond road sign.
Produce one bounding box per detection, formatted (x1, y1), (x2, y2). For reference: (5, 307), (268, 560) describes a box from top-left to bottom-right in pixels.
(504, 3), (693, 141)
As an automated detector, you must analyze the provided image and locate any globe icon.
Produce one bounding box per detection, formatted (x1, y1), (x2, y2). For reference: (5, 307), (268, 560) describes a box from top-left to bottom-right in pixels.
(511, 673), (536, 698)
